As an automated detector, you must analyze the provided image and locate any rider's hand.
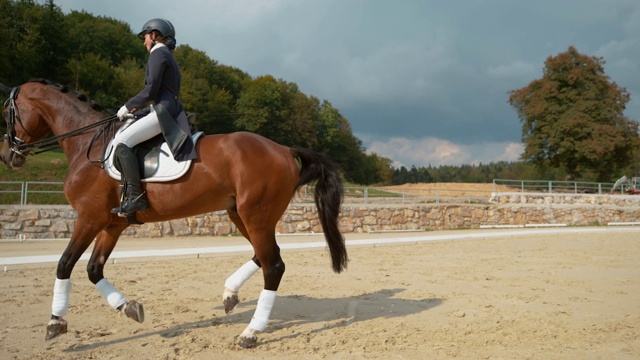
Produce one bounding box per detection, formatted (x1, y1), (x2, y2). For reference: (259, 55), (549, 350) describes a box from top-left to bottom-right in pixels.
(117, 105), (129, 121)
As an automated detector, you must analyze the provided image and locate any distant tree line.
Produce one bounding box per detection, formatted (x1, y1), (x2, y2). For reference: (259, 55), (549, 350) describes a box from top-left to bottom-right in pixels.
(1, 1), (638, 184)
(391, 161), (567, 184)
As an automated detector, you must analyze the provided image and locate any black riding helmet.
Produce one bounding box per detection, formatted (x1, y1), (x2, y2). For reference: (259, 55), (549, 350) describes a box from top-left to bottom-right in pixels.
(137, 18), (177, 50)
(137, 18), (175, 39)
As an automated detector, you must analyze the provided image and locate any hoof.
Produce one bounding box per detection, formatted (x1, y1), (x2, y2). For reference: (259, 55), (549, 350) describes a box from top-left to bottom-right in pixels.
(45, 318), (67, 340)
(238, 335), (258, 349)
(122, 300), (145, 323)
(223, 294), (239, 314)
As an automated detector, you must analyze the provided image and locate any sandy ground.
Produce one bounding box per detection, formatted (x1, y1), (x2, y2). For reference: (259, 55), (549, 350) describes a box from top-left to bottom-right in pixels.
(1, 228), (639, 359)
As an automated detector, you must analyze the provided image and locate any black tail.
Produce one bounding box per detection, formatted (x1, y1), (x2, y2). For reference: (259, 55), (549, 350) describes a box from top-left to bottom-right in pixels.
(292, 148), (348, 273)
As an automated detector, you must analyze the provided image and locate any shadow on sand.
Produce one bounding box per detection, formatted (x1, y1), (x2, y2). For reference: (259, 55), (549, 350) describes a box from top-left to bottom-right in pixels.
(65, 288), (443, 352)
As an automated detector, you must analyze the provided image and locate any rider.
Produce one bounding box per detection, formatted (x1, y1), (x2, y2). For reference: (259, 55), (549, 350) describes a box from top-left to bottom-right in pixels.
(112, 18), (197, 214)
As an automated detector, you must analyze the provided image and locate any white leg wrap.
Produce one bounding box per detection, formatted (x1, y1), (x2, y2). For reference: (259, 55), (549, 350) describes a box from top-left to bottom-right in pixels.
(247, 289), (277, 332)
(51, 278), (72, 317)
(224, 260), (260, 292)
(96, 279), (127, 310)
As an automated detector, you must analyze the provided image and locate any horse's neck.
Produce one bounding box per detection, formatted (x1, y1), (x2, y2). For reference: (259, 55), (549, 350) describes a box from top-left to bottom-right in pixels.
(47, 112), (101, 164)
(31, 87), (106, 164)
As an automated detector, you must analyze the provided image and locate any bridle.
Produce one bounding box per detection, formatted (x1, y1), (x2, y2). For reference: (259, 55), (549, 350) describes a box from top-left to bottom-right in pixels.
(3, 86), (29, 156)
(3, 85), (118, 159)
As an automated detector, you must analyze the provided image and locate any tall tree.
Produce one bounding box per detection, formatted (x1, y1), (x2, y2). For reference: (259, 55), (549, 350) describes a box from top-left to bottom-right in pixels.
(509, 46), (639, 181)
(0, 0), (65, 85)
(235, 75), (287, 143)
(316, 101), (366, 181)
(235, 75), (318, 147)
(368, 152), (395, 185)
(64, 10), (144, 66)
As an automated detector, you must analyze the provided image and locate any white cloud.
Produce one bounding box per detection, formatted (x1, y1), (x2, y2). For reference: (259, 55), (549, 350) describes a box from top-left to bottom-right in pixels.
(367, 136), (523, 168)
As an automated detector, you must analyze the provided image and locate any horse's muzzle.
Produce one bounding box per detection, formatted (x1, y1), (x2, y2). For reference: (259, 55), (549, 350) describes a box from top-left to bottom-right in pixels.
(0, 141), (26, 168)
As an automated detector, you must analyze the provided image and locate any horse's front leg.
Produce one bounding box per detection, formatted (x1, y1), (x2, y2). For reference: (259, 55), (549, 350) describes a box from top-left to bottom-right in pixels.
(223, 255), (261, 314)
(46, 217), (102, 340)
(88, 225), (144, 323)
(237, 244), (284, 349)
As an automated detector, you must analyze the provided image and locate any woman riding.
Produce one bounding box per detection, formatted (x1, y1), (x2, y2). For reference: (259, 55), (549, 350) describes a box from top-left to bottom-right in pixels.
(113, 18), (197, 214)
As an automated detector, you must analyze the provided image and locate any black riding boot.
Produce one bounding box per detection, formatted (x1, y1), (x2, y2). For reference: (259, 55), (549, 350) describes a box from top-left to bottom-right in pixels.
(111, 143), (148, 214)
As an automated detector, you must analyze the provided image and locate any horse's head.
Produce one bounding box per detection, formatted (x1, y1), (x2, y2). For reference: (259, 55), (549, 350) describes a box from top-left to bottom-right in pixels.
(0, 85), (50, 168)
(2, 80), (115, 169)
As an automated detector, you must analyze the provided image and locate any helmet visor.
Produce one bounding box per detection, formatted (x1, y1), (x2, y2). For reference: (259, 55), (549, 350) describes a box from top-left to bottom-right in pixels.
(137, 29), (151, 40)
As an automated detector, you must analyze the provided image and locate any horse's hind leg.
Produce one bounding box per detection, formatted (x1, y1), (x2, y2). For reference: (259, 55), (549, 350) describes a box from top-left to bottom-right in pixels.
(87, 224), (144, 323)
(222, 209), (261, 314)
(237, 232), (284, 348)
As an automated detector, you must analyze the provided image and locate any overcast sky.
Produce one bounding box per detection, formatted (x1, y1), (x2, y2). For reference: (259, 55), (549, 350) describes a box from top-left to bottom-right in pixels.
(55, 0), (640, 168)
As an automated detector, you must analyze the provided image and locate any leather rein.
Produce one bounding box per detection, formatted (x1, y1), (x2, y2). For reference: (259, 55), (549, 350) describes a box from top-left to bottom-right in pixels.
(3, 85), (118, 164)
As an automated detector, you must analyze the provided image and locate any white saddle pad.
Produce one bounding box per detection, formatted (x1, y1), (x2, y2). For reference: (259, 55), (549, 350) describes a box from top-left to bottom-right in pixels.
(105, 132), (204, 182)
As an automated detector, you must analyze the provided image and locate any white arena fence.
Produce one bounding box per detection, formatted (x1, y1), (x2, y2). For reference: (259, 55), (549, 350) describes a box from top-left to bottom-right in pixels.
(0, 179), (622, 206)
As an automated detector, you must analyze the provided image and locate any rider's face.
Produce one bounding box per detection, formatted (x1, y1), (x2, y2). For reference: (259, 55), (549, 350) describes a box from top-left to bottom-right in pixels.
(143, 33), (154, 51)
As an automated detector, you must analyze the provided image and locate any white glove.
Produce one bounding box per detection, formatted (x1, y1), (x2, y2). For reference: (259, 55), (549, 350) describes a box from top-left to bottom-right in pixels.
(117, 105), (129, 121)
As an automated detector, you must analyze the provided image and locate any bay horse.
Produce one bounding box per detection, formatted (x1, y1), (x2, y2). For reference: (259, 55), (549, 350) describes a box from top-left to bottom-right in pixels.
(0, 80), (348, 348)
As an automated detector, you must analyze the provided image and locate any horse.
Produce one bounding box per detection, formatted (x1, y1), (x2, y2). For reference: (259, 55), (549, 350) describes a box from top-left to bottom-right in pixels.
(0, 80), (348, 349)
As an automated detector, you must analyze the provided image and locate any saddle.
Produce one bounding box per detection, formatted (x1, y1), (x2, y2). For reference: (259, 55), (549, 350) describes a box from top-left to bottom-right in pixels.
(104, 114), (203, 182)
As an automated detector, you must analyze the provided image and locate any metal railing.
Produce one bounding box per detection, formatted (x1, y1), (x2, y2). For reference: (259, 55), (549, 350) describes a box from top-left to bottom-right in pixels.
(492, 179), (616, 195)
(295, 185), (494, 205)
(0, 179), (629, 206)
(0, 181), (66, 205)
(0, 181), (496, 205)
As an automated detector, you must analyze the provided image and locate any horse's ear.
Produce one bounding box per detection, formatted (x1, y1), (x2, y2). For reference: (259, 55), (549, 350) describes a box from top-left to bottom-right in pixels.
(90, 102), (103, 111)
(0, 83), (11, 95)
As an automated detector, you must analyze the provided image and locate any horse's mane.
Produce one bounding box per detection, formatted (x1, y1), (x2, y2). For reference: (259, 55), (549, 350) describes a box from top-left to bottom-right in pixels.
(28, 78), (110, 114)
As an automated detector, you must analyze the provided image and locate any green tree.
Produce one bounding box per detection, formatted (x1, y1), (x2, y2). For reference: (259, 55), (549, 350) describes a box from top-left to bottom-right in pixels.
(175, 45), (232, 133)
(65, 53), (118, 106)
(509, 46), (639, 181)
(212, 64), (250, 101)
(281, 91), (319, 148)
(0, 0), (67, 85)
(190, 62), (249, 134)
(235, 75), (287, 142)
(235, 75), (318, 147)
(0, 0), (13, 81)
(112, 57), (145, 106)
(368, 153), (395, 185)
(316, 100), (370, 183)
(64, 10), (144, 66)
(39, 0), (69, 80)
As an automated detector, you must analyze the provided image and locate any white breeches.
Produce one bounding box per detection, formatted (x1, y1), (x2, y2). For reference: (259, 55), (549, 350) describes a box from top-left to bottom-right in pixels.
(113, 107), (162, 147)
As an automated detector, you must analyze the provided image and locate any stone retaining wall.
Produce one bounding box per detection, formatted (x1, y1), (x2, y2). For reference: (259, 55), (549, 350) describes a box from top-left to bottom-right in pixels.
(2, 192), (640, 239)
